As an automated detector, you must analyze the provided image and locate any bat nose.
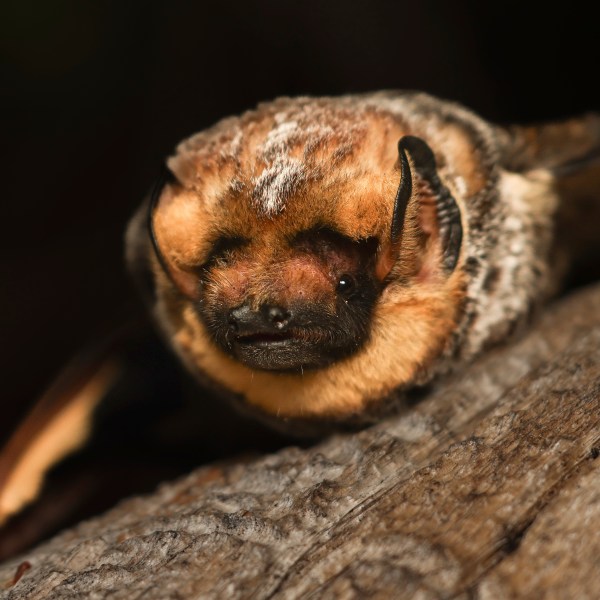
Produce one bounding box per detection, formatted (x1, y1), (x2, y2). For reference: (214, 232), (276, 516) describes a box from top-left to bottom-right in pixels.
(228, 303), (291, 335)
(264, 305), (291, 329)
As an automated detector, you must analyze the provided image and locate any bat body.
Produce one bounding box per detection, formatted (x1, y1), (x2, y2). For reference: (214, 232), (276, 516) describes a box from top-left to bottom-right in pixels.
(1, 91), (599, 530)
(128, 91), (599, 428)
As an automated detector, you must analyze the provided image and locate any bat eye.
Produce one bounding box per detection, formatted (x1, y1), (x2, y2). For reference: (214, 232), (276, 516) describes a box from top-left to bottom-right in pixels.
(336, 274), (356, 296)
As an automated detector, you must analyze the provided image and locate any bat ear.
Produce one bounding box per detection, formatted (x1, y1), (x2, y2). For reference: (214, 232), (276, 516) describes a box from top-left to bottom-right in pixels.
(147, 167), (201, 299)
(378, 135), (462, 280)
(497, 113), (600, 176)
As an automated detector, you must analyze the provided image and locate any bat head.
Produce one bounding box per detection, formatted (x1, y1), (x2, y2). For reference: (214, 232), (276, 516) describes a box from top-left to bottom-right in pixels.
(137, 95), (480, 425)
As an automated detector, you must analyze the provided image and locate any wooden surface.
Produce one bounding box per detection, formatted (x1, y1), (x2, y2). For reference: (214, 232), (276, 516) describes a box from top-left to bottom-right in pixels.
(1, 284), (599, 599)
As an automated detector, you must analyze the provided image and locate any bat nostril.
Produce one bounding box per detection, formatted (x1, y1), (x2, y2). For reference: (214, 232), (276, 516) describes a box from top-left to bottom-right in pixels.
(228, 305), (250, 332)
(227, 315), (239, 332)
(265, 305), (291, 329)
(227, 304), (291, 334)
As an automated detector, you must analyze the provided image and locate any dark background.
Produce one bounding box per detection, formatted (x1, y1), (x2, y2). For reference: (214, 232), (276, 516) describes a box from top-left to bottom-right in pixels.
(2, 0), (599, 438)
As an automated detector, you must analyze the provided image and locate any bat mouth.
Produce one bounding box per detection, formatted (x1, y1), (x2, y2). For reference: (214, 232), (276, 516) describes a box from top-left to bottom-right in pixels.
(235, 331), (294, 346)
(228, 330), (332, 372)
(205, 297), (379, 373)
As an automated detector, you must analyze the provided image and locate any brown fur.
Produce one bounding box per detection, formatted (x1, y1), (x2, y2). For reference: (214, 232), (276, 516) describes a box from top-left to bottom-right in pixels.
(149, 96), (478, 419)
(135, 91), (600, 424)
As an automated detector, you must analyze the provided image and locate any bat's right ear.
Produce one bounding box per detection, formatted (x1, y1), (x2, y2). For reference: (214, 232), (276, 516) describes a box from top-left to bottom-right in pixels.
(145, 167), (202, 300)
(147, 167), (177, 281)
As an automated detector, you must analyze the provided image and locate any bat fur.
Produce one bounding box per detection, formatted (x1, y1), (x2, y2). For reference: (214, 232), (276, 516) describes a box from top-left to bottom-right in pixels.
(126, 90), (600, 430)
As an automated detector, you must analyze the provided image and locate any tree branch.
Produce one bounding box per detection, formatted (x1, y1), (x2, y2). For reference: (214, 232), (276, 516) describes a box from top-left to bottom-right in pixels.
(2, 284), (600, 599)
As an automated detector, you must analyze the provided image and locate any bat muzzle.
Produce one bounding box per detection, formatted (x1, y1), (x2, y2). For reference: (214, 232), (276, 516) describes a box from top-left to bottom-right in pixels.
(224, 302), (317, 371)
(228, 303), (292, 336)
(201, 277), (379, 373)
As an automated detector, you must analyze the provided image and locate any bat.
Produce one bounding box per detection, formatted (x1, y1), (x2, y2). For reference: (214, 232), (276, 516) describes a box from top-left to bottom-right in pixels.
(130, 91), (600, 425)
(1, 91), (599, 530)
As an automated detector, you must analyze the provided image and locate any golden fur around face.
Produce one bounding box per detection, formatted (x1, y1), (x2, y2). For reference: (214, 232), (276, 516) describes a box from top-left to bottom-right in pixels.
(126, 91), (600, 427)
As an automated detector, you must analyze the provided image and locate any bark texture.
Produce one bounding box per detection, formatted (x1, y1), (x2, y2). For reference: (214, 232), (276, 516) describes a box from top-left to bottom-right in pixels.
(2, 284), (600, 599)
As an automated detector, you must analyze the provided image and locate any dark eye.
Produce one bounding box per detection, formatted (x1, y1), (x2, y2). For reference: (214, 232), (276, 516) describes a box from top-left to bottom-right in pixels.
(336, 274), (356, 296)
(204, 235), (248, 268)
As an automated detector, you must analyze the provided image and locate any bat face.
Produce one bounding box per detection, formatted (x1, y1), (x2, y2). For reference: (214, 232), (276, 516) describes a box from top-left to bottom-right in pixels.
(130, 92), (599, 425)
(197, 225), (381, 372)
(152, 136), (397, 376)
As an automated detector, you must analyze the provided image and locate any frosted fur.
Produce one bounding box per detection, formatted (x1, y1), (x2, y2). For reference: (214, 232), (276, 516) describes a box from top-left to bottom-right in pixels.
(168, 97), (371, 215)
(251, 156), (305, 215)
(248, 115), (340, 215)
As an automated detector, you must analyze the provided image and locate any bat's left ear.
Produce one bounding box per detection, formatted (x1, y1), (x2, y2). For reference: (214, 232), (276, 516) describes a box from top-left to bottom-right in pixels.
(378, 135), (463, 280)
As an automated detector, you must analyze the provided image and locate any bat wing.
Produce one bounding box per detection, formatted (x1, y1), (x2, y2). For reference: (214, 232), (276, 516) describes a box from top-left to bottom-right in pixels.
(0, 324), (289, 560)
(0, 342), (121, 527)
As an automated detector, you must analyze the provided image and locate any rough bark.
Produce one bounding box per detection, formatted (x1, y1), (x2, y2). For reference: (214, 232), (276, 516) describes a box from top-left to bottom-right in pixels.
(1, 284), (600, 599)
